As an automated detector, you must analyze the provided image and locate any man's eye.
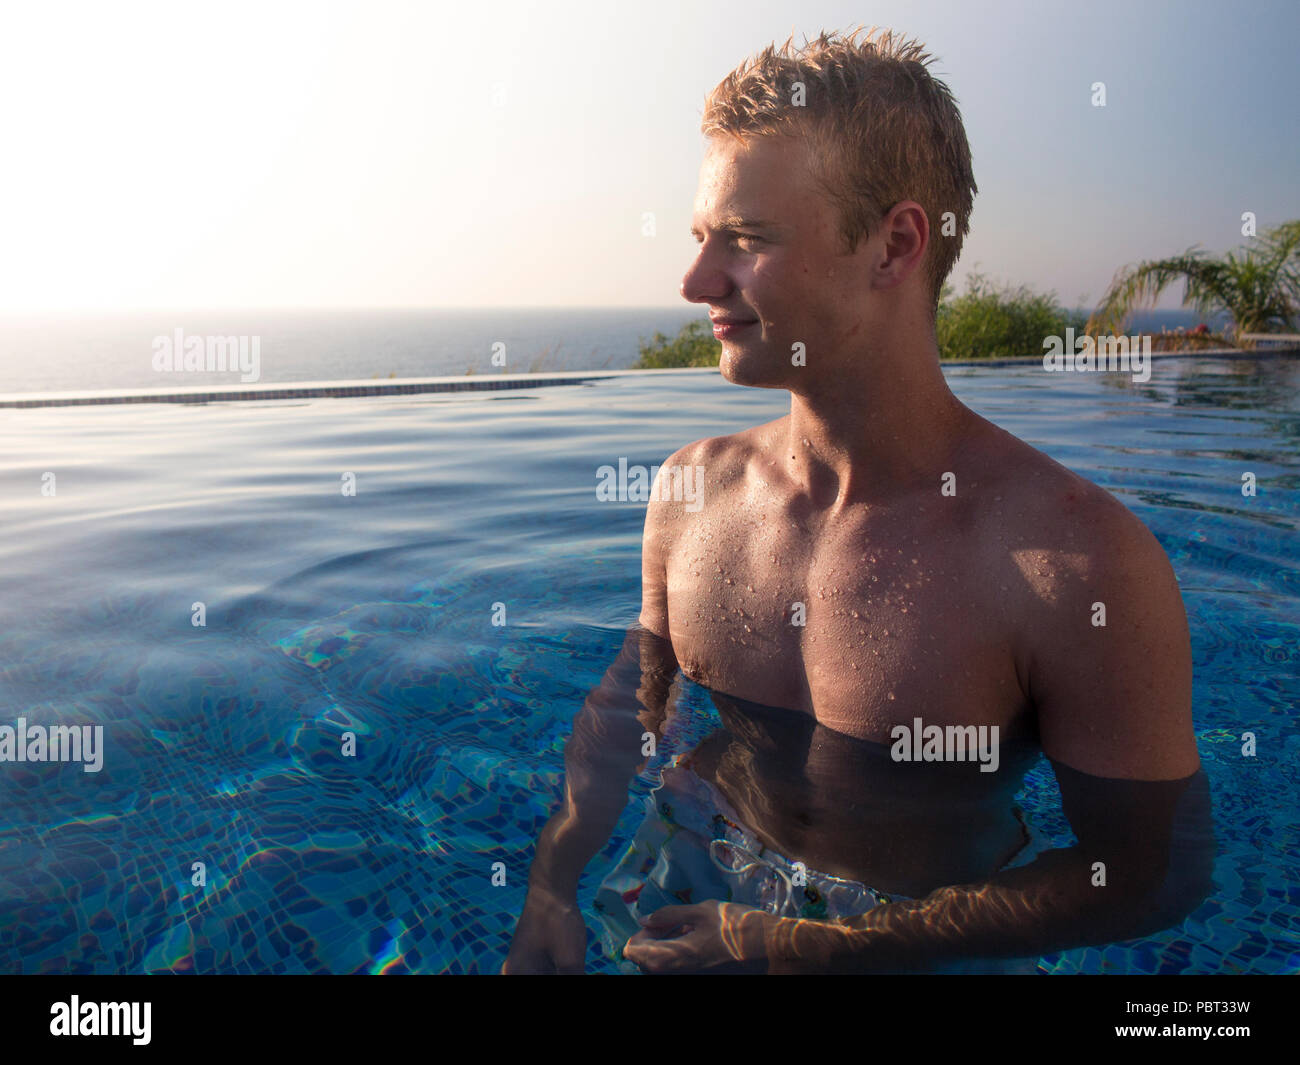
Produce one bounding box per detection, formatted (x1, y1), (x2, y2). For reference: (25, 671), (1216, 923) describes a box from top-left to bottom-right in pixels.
(690, 233), (762, 247)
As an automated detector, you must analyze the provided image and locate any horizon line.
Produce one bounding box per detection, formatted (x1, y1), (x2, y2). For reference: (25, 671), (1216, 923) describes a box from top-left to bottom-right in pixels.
(0, 304), (705, 315)
(0, 304), (1222, 316)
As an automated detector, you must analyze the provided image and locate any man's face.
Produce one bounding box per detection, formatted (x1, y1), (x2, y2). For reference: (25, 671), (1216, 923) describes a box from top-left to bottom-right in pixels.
(683, 134), (874, 388)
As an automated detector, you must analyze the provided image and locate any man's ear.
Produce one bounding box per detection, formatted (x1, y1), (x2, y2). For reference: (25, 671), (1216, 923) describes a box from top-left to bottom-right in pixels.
(870, 201), (929, 290)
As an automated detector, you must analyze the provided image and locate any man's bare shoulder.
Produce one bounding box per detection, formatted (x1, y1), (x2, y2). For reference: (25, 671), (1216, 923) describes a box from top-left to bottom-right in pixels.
(970, 421), (1195, 777)
(972, 418), (1196, 777)
(977, 416), (1190, 707)
(652, 419), (786, 505)
(971, 417), (1170, 595)
(666, 419), (783, 467)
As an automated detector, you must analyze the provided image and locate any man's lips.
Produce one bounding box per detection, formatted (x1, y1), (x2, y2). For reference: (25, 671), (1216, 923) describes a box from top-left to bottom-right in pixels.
(711, 317), (758, 338)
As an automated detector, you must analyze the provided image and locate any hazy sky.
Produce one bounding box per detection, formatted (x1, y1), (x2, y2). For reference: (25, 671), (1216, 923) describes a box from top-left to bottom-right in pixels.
(1, 0), (1295, 311)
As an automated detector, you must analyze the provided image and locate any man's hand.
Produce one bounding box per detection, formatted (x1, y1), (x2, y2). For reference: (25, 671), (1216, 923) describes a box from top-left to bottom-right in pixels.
(501, 887), (588, 974)
(622, 902), (773, 974)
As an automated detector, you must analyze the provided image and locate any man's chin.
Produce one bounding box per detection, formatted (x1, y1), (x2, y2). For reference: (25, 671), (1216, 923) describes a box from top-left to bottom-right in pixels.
(719, 347), (784, 389)
(717, 345), (774, 387)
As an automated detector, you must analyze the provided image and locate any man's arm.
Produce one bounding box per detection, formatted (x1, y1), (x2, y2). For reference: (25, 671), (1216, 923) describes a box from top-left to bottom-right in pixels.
(524, 464), (680, 896)
(522, 624), (678, 897)
(503, 473), (680, 972)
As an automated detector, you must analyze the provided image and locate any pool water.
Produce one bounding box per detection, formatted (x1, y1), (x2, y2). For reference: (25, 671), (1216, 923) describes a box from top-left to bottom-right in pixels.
(0, 357), (1296, 974)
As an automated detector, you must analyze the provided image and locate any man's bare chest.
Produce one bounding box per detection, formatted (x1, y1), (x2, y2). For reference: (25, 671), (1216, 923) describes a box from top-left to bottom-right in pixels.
(663, 503), (1030, 741)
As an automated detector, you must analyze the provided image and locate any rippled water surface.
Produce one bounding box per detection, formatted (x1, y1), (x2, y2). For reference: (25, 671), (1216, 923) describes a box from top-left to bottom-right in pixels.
(0, 356), (1296, 973)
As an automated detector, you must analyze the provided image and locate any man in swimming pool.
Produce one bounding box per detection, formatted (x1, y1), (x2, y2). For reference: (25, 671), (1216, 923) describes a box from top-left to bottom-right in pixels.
(504, 27), (1208, 974)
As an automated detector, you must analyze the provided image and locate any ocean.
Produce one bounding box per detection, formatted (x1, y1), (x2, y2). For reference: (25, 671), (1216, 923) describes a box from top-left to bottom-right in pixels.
(0, 306), (1233, 395)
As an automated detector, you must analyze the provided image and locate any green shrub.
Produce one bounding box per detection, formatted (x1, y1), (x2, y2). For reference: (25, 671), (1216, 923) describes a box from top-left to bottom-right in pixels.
(937, 272), (1087, 359)
(633, 318), (721, 368)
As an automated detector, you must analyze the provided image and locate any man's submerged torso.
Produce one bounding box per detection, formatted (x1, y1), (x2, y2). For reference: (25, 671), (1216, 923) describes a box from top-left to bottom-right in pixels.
(683, 688), (1042, 898)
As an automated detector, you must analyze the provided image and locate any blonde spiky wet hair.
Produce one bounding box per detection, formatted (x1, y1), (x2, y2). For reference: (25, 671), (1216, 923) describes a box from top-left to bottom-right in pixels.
(702, 26), (977, 313)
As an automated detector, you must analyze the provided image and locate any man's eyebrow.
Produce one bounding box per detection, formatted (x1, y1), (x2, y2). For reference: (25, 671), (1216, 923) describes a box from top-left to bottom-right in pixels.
(690, 215), (784, 237)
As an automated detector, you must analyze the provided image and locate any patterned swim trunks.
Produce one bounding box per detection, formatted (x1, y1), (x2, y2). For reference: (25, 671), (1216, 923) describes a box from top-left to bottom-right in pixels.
(593, 755), (1041, 973)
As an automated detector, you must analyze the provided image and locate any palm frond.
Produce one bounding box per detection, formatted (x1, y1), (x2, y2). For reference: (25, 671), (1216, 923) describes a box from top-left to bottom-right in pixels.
(1086, 220), (1300, 341)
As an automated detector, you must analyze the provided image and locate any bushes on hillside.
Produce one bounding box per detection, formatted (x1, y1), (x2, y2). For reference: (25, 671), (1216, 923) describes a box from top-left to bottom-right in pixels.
(633, 318), (722, 368)
(936, 272), (1087, 359)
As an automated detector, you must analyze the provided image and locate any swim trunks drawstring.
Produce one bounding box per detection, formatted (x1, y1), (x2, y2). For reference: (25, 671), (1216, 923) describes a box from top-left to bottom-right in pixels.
(707, 837), (799, 914)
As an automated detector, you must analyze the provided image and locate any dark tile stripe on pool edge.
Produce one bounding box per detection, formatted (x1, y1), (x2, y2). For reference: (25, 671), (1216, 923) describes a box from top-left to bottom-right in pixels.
(0, 373), (627, 408)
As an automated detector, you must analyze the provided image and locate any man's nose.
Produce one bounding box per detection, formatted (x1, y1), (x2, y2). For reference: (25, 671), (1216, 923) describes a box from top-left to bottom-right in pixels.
(680, 249), (732, 304)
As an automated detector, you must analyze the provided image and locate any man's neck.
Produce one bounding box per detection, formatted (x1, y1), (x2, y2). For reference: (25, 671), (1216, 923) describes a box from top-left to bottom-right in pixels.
(781, 339), (972, 509)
